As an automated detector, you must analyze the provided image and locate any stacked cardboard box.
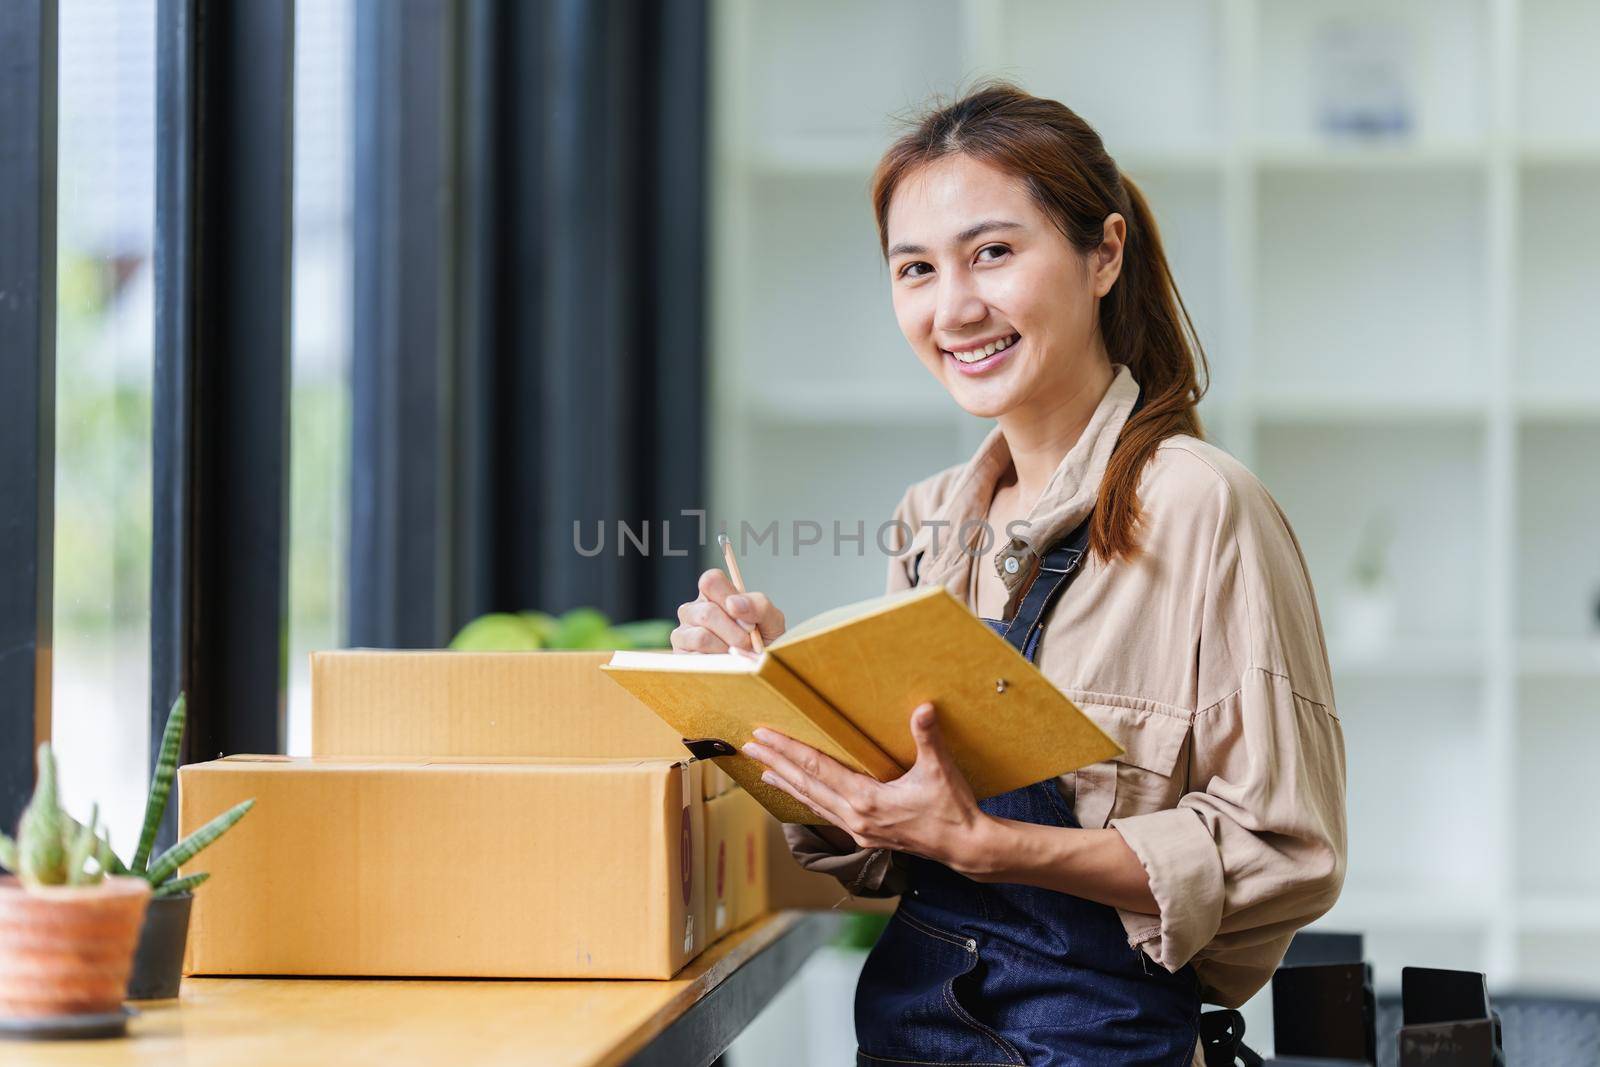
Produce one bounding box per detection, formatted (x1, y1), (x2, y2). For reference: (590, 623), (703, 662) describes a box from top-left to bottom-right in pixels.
(179, 650), (875, 981)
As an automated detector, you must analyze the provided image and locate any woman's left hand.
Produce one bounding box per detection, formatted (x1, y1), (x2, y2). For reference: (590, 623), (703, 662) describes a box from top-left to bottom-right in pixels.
(741, 702), (995, 876)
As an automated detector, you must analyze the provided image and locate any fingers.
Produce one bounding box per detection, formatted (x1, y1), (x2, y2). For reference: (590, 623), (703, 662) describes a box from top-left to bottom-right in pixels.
(697, 567), (738, 603)
(675, 568), (786, 652)
(743, 729), (862, 823)
(725, 590), (786, 642)
(670, 624), (728, 653)
(908, 702), (952, 775)
(757, 767), (857, 841)
(676, 595), (750, 652)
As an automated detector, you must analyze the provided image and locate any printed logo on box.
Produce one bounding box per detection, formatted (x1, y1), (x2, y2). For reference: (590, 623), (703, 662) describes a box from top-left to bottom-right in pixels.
(680, 805), (693, 907)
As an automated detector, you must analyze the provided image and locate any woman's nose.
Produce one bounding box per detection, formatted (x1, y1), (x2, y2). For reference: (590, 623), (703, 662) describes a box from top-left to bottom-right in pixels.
(932, 271), (988, 336)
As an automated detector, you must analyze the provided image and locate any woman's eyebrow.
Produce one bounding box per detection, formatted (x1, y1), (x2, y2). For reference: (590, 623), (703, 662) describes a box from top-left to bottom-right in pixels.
(887, 219), (1024, 259)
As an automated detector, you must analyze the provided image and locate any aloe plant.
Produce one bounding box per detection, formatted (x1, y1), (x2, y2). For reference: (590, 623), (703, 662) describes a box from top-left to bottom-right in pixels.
(0, 744), (118, 889)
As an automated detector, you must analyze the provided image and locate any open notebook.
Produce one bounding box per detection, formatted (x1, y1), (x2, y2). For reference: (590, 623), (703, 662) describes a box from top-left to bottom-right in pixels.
(600, 585), (1120, 824)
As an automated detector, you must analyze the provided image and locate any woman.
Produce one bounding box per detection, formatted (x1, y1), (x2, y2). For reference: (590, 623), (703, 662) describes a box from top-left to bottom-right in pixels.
(672, 83), (1347, 1067)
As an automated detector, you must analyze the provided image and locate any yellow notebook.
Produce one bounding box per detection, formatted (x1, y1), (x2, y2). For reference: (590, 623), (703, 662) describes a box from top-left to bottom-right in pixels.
(600, 585), (1121, 824)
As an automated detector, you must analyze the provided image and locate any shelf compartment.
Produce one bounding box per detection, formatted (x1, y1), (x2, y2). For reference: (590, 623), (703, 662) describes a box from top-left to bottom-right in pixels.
(1254, 168), (1487, 396)
(742, 0), (964, 142)
(738, 173), (942, 400)
(1256, 423), (1488, 647)
(1515, 424), (1600, 642)
(1514, 165), (1600, 397)
(1515, 682), (1600, 899)
(1337, 681), (1488, 906)
(1519, 0), (1600, 146)
(1254, 0), (1488, 150)
(994, 0), (1224, 156)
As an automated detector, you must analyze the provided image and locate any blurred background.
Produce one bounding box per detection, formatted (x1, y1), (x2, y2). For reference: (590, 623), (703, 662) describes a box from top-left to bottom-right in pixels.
(26, 0), (1600, 1061)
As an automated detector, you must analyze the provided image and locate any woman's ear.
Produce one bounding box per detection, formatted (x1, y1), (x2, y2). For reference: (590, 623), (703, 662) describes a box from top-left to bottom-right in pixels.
(1093, 212), (1126, 297)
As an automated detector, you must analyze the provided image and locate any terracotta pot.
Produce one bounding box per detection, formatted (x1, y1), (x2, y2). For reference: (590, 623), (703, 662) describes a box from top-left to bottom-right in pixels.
(0, 875), (151, 1018)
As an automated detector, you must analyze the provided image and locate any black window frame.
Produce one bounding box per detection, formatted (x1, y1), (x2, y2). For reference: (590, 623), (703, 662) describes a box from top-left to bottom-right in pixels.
(1, 0), (710, 828)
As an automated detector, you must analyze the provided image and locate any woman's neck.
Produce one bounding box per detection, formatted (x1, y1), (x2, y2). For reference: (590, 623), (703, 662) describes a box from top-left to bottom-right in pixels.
(996, 357), (1115, 508)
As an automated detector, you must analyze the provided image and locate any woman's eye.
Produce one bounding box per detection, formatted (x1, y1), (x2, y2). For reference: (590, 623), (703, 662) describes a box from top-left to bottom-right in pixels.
(898, 246), (1006, 280)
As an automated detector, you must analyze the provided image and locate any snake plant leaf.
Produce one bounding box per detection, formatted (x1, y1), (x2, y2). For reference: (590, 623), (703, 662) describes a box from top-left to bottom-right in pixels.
(60, 811), (128, 875)
(145, 798), (254, 888)
(0, 831), (16, 874)
(153, 871), (210, 898)
(134, 693), (187, 874)
(94, 830), (117, 881)
(64, 803), (101, 887)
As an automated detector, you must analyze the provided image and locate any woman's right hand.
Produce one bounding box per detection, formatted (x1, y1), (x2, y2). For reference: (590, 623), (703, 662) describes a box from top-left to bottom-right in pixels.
(671, 568), (786, 653)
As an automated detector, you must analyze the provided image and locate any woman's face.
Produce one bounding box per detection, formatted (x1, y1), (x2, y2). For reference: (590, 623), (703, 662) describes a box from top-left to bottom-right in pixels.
(885, 153), (1123, 420)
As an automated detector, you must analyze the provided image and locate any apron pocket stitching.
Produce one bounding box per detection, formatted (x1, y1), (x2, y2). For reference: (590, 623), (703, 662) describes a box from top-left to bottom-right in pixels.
(895, 909), (974, 952)
(857, 1050), (1026, 1067)
(941, 977), (1026, 1066)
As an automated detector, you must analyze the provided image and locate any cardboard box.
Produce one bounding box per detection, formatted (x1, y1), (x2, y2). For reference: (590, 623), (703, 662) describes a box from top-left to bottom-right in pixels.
(764, 818), (898, 915)
(311, 650), (689, 759)
(311, 650), (736, 794)
(180, 755), (707, 979)
(704, 789), (770, 940)
(701, 760), (735, 800)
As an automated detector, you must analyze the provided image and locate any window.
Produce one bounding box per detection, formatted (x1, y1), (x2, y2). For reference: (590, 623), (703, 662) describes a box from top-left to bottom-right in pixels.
(287, 0), (355, 755)
(50, 0), (157, 853)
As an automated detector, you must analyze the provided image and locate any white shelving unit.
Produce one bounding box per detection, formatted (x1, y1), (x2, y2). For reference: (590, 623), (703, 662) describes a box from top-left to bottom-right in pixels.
(711, 0), (1600, 1006)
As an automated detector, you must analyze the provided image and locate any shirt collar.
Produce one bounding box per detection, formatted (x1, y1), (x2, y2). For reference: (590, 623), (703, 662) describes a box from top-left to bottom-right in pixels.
(910, 363), (1143, 600)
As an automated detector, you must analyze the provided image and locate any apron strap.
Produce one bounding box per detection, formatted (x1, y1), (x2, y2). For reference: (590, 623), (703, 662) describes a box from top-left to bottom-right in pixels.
(1199, 1008), (1263, 1067)
(994, 514), (1092, 658)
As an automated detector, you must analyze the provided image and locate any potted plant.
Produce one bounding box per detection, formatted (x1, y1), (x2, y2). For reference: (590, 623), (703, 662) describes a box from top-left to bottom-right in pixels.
(1341, 512), (1397, 661)
(117, 694), (255, 1000)
(0, 744), (149, 1038)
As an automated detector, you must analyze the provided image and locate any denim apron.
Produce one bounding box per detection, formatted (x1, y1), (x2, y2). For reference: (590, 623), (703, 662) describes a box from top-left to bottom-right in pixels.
(854, 512), (1203, 1067)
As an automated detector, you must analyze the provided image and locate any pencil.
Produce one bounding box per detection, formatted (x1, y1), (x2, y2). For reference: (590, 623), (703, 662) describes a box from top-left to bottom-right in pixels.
(716, 532), (764, 654)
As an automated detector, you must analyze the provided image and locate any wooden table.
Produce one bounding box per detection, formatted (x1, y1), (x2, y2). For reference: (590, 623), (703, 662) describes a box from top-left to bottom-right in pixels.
(6, 910), (841, 1067)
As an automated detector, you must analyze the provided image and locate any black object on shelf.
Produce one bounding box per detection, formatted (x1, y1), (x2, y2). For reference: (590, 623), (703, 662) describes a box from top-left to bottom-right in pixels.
(1283, 930), (1366, 969)
(1397, 968), (1505, 1067)
(1272, 931), (1377, 1064)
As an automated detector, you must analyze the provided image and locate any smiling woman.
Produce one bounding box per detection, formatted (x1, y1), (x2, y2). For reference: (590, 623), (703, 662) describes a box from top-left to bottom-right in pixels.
(681, 81), (1346, 1067)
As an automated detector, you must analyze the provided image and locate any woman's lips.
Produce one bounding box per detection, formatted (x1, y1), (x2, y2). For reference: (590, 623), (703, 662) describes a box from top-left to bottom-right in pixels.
(945, 336), (1020, 376)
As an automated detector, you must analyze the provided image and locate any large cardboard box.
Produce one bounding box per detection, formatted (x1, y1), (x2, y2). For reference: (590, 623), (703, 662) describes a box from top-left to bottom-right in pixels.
(310, 649), (735, 799)
(704, 788), (770, 941)
(180, 755), (707, 979)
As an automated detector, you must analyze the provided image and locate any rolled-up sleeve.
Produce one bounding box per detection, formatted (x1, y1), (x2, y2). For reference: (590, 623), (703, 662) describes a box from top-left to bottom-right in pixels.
(1111, 669), (1346, 1003)
(781, 823), (908, 897)
(1108, 457), (1349, 1006)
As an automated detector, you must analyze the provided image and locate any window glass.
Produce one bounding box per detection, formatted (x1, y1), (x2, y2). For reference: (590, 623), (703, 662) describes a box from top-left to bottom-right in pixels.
(287, 0), (355, 755)
(51, 0), (157, 852)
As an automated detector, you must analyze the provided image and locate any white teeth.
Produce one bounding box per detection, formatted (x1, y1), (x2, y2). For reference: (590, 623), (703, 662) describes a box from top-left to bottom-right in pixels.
(949, 333), (1017, 363)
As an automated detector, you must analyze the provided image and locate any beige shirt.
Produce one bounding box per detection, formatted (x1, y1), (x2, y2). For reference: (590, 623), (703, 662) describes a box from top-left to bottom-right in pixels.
(783, 363), (1348, 1012)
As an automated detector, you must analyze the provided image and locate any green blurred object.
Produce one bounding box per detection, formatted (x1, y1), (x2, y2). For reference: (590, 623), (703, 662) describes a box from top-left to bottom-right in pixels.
(448, 613), (545, 651)
(553, 608), (613, 649)
(517, 611), (559, 645)
(832, 911), (891, 950)
(607, 619), (675, 649)
(449, 609), (675, 651)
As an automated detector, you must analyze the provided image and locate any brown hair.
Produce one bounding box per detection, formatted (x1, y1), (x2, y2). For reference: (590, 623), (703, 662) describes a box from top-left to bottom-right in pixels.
(870, 80), (1211, 566)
